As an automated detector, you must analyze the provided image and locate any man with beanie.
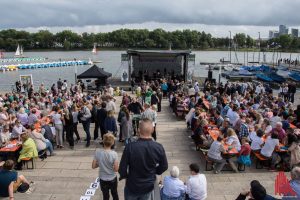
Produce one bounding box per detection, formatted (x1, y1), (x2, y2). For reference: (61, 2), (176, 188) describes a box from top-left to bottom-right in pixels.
(236, 180), (278, 200)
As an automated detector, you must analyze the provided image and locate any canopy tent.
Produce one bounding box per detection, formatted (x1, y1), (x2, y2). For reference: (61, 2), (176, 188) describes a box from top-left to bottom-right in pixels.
(77, 65), (112, 87)
(77, 65), (112, 79)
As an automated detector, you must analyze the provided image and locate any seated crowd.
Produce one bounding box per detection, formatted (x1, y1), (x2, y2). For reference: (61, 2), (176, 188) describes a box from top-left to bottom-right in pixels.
(1, 77), (300, 199)
(168, 80), (300, 173)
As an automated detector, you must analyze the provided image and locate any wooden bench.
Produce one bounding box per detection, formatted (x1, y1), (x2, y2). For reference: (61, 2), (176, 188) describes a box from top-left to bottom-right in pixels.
(200, 149), (235, 171)
(253, 152), (270, 169)
(200, 149), (214, 171)
(21, 157), (35, 169)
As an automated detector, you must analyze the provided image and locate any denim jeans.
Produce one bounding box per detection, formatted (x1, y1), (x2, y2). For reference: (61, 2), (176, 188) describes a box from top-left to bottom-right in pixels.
(100, 177), (119, 200)
(45, 139), (54, 154)
(82, 118), (91, 143)
(160, 189), (185, 200)
(124, 186), (152, 200)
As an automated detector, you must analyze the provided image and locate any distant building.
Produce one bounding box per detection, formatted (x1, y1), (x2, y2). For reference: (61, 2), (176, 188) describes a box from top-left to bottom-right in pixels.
(291, 28), (299, 37)
(279, 25), (288, 35)
(269, 30), (279, 39)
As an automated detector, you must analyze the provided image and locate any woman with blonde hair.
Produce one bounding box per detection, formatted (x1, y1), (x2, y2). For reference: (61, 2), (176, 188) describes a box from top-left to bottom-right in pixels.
(17, 107), (28, 126)
(16, 132), (38, 170)
(226, 128), (241, 152)
(92, 133), (119, 200)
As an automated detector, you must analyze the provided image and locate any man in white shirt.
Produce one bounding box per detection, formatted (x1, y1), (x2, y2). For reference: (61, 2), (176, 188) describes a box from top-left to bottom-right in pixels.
(269, 111), (281, 128)
(108, 85), (114, 96)
(106, 96), (117, 113)
(194, 84), (200, 94)
(227, 105), (240, 127)
(186, 163), (207, 200)
(260, 133), (280, 169)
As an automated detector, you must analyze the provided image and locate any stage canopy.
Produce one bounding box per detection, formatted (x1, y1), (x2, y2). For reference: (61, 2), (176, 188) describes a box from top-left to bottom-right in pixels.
(126, 49), (191, 82)
(77, 64), (112, 79)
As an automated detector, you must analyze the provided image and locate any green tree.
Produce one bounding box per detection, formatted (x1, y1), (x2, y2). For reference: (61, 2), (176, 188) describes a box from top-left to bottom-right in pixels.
(144, 39), (156, 48)
(233, 33), (246, 48)
(33, 30), (54, 49)
(278, 34), (293, 49)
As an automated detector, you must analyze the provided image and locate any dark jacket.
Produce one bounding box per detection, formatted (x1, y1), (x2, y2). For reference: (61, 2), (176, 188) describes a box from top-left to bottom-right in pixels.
(97, 108), (107, 127)
(119, 138), (168, 194)
(42, 125), (54, 143)
(104, 116), (117, 133)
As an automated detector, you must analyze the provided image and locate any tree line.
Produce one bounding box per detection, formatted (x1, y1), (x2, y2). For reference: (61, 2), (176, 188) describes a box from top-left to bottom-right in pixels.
(0, 28), (299, 51)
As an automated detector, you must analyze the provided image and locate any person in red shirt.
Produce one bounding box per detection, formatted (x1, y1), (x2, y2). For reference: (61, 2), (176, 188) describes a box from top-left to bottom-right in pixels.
(237, 137), (252, 167)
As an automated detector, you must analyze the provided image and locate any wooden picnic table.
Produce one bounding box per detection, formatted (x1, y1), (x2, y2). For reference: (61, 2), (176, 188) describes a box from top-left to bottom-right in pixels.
(0, 140), (22, 162)
(208, 128), (238, 155)
(0, 140), (22, 153)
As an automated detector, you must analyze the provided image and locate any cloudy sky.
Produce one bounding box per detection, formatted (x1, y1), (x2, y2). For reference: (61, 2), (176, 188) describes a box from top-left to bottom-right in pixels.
(1, 0), (300, 38)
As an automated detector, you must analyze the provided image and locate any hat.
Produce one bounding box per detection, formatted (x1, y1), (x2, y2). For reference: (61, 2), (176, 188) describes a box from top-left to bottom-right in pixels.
(250, 180), (266, 199)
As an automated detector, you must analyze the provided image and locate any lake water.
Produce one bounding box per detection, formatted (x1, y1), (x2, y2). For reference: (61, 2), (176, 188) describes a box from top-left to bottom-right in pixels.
(0, 50), (299, 91)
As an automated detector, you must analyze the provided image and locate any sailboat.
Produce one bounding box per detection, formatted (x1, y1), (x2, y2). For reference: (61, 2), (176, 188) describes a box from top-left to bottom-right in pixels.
(14, 44), (24, 57)
(90, 43), (102, 64)
(92, 43), (97, 54)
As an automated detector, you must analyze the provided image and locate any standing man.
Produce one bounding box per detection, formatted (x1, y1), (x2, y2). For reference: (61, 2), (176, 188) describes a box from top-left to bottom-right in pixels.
(80, 102), (92, 147)
(57, 78), (63, 91)
(289, 82), (296, 103)
(97, 102), (107, 143)
(128, 97), (143, 136)
(119, 119), (168, 200)
(141, 103), (156, 140)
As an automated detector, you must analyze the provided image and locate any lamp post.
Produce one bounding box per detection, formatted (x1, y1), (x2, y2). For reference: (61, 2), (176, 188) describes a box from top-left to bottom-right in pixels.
(258, 32), (261, 63)
(74, 58), (77, 84)
(229, 31), (232, 63)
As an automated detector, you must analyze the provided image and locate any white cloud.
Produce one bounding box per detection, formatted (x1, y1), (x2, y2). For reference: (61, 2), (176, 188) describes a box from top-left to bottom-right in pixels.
(1, 0), (300, 37)
(1, 0), (300, 28)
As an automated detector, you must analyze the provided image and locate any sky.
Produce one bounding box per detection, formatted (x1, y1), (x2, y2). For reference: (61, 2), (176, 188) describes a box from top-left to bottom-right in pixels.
(1, 0), (300, 38)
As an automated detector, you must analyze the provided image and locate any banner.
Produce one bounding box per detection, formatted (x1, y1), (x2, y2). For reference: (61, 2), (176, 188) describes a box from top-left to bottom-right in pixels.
(20, 74), (33, 86)
(121, 54), (129, 61)
(121, 70), (129, 82)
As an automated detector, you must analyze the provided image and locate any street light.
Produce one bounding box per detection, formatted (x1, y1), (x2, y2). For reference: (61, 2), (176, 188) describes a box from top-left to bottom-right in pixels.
(74, 58), (77, 84)
(229, 31), (232, 63)
(258, 32), (261, 63)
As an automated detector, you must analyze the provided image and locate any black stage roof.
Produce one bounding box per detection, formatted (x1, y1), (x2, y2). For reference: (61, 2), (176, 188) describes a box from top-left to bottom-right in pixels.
(127, 49), (191, 56)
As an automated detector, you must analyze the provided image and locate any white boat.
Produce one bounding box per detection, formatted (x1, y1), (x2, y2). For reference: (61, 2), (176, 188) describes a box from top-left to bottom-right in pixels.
(14, 44), (25, 57)
(277, 69), (290, 78)
(92, 43), (97, 54)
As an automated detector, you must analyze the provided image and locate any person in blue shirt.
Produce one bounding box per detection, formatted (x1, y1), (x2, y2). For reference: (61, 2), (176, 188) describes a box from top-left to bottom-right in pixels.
(0, 160), (31, 198)
(290, 167), (300, 198)
(161, 166), (186, 200)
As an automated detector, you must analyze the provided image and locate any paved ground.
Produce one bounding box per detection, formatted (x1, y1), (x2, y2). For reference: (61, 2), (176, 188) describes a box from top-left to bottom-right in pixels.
(11, 97), (283, 200)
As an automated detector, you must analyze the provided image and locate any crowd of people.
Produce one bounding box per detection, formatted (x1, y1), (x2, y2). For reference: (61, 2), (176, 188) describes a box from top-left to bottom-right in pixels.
(1, 77), (300, 199)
